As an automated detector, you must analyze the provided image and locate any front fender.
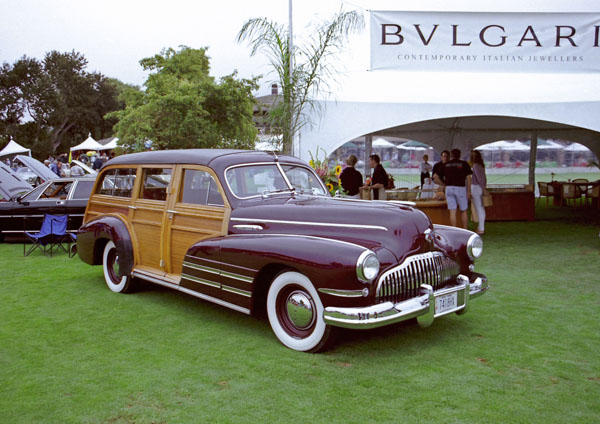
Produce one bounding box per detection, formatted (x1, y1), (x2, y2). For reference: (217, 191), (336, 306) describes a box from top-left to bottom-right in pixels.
(432, 224), (478, 274)
(77, 215), (134, 277)
(186, 234), (380, 308)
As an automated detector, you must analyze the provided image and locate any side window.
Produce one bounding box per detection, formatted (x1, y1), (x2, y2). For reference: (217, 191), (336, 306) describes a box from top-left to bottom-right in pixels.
(180, 169), (224, 207)
(41, 182), (73, 199)
(72, 181), (94, 199)
(96, 168), (137, 197)
(140, 168), (172, 201)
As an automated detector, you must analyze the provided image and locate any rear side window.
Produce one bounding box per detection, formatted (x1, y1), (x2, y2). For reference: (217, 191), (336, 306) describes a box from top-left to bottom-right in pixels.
(72, 180), (94, 199)
(40, 181), (73, 199)
(140, 168), (172, 201)
(180, 169), (224, 206)
(96, 168), (137, 197)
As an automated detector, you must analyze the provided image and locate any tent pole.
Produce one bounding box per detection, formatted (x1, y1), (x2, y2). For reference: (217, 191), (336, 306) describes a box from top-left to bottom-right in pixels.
(528, 131), (538, 189)
(364, 134), (373, 179)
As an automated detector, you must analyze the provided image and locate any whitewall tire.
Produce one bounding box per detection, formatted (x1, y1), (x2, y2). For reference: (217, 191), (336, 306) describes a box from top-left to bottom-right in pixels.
(267, 271), (332, 352)
(102, 240), (135, 293)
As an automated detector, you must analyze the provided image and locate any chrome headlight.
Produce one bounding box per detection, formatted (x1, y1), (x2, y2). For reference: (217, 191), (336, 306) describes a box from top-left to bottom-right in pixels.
(467, 234), (483, 260)
(356, 251), (380, 283)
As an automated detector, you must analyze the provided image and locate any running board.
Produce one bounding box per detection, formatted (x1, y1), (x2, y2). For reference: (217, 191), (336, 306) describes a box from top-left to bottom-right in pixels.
(131, 270), (251, 315)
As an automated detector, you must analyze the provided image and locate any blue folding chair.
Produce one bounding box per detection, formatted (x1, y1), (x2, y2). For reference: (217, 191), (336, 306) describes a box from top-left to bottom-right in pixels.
(24, 214), (76, 257)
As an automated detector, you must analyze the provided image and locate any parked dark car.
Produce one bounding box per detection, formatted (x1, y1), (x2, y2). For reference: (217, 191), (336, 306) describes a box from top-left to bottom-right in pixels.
(0, 176), (95, 240)
(77, 150), (488, 352)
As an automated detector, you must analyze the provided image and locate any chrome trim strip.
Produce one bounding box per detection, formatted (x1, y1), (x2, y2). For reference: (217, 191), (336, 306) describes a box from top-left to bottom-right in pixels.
(182, 273), (220, 289)
(318, 288), (365, 298)
(183, 261), (220, 275)
(230, 217), (388, 232)
(222, 284), (252, 298)
(183, 260), (254, 283)
(224, 233), (370, 250)
(131, 270), (251, 315)
(220, 270), (254, 283)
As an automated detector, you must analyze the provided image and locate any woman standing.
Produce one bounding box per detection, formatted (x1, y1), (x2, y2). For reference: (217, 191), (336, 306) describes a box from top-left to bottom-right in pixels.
(470, 150), (488, 235)
(339, 155), (363, 199)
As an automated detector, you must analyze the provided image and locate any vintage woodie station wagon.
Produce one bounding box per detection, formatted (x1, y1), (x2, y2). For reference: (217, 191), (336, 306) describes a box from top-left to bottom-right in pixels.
(77, 149), (489, 352)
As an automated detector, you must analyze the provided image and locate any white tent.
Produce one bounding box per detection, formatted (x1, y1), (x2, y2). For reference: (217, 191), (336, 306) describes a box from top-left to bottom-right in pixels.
(70, 134), (104, 152)
(99, 137), (119, 150)
(0, 137), (31, 157)
(297, 4), (600, 166)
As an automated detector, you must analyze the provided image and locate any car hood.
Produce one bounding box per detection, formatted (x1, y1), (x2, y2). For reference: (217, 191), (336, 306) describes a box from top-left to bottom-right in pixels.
(229, 195), (433, 262)
(0, 162), (33, 200)
(14, 155), (57, 182)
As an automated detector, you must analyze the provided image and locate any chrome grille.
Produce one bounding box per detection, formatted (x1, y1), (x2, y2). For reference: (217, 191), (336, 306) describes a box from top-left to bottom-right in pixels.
(376, 252), (460, 304)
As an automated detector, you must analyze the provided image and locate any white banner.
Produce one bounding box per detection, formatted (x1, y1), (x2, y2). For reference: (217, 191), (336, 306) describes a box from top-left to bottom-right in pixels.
(370, 11), (600, 73)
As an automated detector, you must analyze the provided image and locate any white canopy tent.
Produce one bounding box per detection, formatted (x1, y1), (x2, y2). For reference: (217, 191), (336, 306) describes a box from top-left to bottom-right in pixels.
(99, 137), (119, 150)
(70, 134), (104, 152)
(297, 3), (600, 170)
(0, 138), (31, 158)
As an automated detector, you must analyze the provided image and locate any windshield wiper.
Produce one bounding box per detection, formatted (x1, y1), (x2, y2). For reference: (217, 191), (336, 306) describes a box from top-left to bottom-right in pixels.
(261, 188), (296, 198)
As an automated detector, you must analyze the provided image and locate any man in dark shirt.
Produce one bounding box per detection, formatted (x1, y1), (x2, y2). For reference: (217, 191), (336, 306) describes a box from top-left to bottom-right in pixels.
(437, 149), (472, 228)
(432, 150), (450, 186)
(362, 154), (388, 200)
(339, 155), (363, 198)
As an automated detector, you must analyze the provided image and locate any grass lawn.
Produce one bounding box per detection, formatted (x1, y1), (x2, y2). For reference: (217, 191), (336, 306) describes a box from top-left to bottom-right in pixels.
(1, 204), (599, 423)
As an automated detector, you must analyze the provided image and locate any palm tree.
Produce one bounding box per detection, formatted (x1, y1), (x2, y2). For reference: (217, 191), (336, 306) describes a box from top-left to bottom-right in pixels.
(237, 9), (363, 155)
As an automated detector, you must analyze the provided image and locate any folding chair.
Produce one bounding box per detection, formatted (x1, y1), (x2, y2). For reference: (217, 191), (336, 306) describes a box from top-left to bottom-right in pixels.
(24, 214), (75, 257)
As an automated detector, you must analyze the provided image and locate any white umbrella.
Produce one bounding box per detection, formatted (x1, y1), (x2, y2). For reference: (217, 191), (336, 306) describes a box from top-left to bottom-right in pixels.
(564, 142), (590, 152)
(475, 140), (516, 150)
(372, 138), (396, 148)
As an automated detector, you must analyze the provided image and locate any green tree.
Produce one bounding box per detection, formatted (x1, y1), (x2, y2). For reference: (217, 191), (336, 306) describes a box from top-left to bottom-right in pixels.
(0, 50), (126, 157)
(237, 9), (363, 155)
(108, 46), (258, 152)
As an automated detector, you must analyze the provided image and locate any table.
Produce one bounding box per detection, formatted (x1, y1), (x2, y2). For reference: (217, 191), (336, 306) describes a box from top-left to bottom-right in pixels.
(485, 184), (535, 221)
(550, 181), (600, 208)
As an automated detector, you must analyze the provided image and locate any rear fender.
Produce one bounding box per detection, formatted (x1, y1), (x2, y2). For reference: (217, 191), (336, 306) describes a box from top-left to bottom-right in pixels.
(77, 215), (134, 277)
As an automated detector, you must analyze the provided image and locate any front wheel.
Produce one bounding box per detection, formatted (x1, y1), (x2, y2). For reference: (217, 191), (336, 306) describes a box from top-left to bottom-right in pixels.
(267, 271), (333, 352)
(102, 240), (136, 293)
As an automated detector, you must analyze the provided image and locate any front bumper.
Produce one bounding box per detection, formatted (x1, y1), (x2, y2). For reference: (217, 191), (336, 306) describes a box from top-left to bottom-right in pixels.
(323, 273), (489, 329)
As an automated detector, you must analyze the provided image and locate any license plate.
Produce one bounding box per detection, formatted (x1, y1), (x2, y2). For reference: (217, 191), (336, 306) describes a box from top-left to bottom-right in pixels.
(435, 292), (458, 315)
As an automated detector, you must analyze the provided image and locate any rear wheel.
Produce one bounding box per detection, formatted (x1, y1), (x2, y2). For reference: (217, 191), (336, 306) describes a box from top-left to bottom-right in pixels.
(267, 271), (333, 352)
(102, 240), (136, 293)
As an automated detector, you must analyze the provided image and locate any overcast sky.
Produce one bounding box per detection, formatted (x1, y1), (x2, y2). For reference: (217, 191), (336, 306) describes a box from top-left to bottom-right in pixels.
(1, 0), (598, 98)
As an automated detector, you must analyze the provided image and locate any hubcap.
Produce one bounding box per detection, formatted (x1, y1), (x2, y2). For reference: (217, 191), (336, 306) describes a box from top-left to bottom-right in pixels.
(286, 291), (315, 329)
(108, 249), (120, 282)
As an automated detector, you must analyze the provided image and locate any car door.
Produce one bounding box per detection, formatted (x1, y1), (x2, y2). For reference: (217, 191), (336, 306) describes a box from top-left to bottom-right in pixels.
(128, 166), (172, 276)
(164, 166), (230, 292)
(15, 181), (73, 232)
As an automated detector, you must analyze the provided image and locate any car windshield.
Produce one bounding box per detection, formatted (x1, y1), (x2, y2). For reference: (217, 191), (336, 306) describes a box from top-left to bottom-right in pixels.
(280, 164), (328, 196)
(225, 163), (327, 199)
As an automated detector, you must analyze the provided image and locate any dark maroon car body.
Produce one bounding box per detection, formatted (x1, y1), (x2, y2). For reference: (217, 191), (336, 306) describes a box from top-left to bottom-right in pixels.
(77, 149), (488, 351)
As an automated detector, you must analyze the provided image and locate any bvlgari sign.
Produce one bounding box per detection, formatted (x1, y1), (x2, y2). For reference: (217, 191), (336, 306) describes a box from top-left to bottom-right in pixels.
(370, 11), (600, 73)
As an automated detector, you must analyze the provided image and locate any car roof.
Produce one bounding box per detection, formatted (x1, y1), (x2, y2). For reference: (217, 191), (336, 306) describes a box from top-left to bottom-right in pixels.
(104, 149), (305, 169)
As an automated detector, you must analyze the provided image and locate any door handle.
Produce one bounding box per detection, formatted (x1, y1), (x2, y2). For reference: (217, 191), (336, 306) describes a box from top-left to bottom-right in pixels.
(56, 200), (65, 205)
(233, 224), (263, 231)
(166, 210), (179, 215)
(128, 205), (137, 210)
